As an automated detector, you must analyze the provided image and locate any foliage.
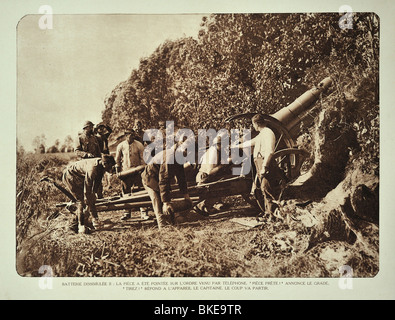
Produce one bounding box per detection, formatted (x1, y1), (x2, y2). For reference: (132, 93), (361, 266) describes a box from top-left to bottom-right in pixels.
(102, 13), (379, 152)
(32, 134), (46, 153)
(16, 152), (73, 253)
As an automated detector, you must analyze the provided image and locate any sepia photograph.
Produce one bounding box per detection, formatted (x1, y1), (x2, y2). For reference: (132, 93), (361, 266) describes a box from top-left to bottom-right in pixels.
(15, 11), (381, 281)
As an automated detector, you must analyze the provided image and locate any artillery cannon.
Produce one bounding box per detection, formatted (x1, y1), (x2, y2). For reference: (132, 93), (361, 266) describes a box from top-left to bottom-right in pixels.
(51, 77), (333, 219)
(225, 77), (332, 210)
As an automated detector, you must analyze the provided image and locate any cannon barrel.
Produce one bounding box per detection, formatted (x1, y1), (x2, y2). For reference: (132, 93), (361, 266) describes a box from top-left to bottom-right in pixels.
(117, 164), (146, 179)
(271, 77), (332, 137)
(225, 77), (333, 138)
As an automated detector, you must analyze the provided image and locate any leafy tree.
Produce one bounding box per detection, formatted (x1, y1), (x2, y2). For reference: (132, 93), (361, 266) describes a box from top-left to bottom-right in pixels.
(32, 134), (46, 154)
(101, 12), (379, 156)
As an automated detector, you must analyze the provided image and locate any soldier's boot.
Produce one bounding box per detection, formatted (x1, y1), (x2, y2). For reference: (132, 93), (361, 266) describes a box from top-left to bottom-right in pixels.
(77, 203), (86, 234)
(140, 207), (150, 220)
(155, 212), (171, 230)
(194, 201), (213, 217)
(121, 210), (131, 221)
(92, 217), (103, 229)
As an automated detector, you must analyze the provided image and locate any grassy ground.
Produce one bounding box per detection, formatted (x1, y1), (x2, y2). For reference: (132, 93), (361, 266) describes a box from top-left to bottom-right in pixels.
(15, 152), (379, 278)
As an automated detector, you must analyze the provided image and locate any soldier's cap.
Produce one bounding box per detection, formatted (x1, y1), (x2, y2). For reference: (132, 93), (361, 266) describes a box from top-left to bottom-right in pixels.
(83, 120), (94, 129)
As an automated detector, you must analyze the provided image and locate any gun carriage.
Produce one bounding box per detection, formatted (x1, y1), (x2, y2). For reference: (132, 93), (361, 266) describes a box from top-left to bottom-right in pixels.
(50, 77), (333, 217)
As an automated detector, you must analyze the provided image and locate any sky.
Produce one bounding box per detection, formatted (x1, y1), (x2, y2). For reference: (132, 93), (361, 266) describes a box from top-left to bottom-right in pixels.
(16, 14), (206, 151)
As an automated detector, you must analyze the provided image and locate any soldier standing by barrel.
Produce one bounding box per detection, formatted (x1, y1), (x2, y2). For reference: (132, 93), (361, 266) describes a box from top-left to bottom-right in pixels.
(133, 119), (145, 145)
(233, 114), (284, 221)
(194, 133), (227, 216)
(94, 122), (113, 196)
(75, 121), (105, 198)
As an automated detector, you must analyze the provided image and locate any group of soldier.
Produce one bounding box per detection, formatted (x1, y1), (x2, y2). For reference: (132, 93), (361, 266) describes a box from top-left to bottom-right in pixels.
(61, 115), (283, 234)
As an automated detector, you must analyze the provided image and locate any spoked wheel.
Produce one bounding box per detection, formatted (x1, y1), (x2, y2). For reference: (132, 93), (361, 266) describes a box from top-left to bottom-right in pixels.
(243, 148), (309, 211)
(270, 148), (310, 183)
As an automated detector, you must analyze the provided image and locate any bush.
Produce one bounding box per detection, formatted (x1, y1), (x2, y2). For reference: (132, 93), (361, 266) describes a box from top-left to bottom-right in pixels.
(16, 152), (71, 274)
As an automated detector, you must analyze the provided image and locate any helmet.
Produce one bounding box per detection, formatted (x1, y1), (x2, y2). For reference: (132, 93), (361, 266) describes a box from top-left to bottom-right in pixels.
(83, 121), (94, 129)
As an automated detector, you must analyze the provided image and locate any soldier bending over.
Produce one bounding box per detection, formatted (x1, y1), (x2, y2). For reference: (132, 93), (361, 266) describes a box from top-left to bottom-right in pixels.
(141, 142), (192, 230)
(62, 154), (115, 233)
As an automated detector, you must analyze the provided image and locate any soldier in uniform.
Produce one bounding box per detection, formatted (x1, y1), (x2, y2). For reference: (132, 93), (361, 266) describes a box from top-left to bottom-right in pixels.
(62, 154), (116, 234)
(133, 119), (145, 145)
(94, 122), (113, 154)
(94, 122), (113, 196)
(233, 114), (284, 220)
(141, 143), (192, 230)
(193, 134), (226, 216)
(115, 129), (146, 220)
(75, 121), (101, 159)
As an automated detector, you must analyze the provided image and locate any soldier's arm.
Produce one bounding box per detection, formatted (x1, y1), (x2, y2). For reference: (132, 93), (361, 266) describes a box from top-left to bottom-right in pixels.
(95, 135), (105, 154)
(114, 143), (123, 173)
(138, 142), (145, 165)
(75, 137), (88, 158)
(93, 135), (102, 157)
(233, 136), (256, 149)
(261, 129), (276, 173)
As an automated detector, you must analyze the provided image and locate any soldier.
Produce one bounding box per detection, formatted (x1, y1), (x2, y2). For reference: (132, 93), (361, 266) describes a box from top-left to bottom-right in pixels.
(115, 128), (146, 220)
(94, 122), (113, 197)
(133, 119), (145, 145)
(193, 134), (226, 216)
(94, 122), (113, 154)
(75, 121), (101, 159)
(233, 114), (284, 220)
(141, 139), (192, 230)
(62, 154), (116, 234)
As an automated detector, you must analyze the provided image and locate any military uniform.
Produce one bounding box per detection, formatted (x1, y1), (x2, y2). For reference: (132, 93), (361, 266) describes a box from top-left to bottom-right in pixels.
(95, 122), (113, 154)
(252, 128), (284, 216)
(115, 138), (146, 219)
(115, 139), (145, 193)
(141, 148), (188, 229)
(75, 131), (101, 159)
(62, 158), (106, 225)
